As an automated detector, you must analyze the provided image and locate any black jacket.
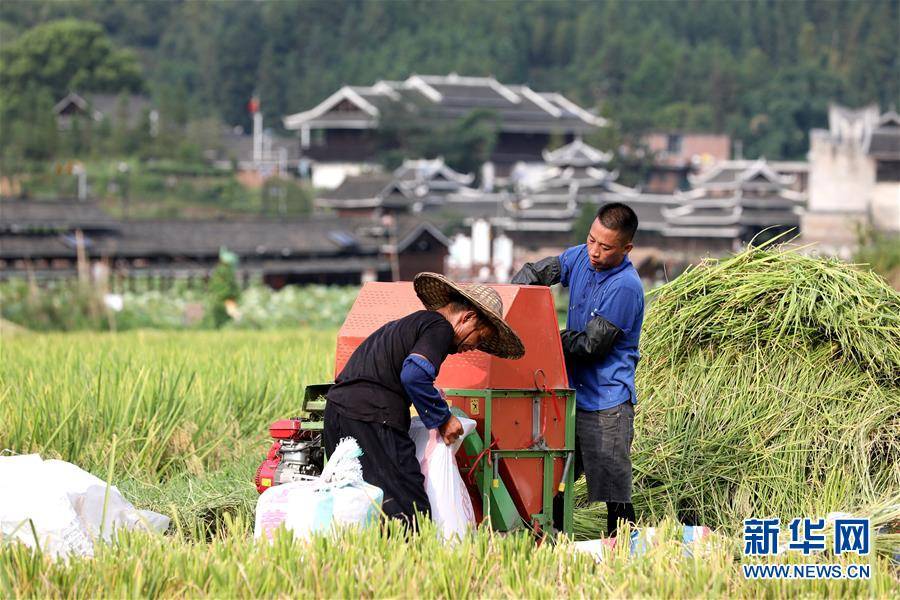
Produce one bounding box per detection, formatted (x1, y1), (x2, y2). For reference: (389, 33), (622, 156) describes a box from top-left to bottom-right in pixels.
(511, 256), (622, 361)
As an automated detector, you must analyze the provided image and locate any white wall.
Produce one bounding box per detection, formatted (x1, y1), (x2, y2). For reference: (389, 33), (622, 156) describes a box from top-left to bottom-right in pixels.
(871, 183), (900, 233)
(807, 132), (875, 214)
(311, 163), (380, 189)
(471, 219), (491, 265)
(447, 233), (473, 269)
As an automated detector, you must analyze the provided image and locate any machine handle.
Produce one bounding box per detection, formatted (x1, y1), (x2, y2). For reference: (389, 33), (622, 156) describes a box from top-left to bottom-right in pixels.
(533, 368), (547, 391)
(558, 451), (574, 492)
(492, 452), (500, 488)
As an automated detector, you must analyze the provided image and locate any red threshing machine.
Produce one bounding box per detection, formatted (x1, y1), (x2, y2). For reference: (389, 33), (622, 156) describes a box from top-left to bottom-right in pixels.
(255, 281), (576, 534)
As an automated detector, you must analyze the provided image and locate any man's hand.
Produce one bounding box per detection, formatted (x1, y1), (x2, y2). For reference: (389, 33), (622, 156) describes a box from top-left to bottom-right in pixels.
(510, 267), (540, 285)
(510, 256), (562, 286)
(438, 414), (464, 445)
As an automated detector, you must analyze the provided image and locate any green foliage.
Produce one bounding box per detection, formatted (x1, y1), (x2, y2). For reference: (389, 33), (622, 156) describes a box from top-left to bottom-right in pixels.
(0, 281), (360, 332)
(571, 203), (596, 246)
(377, 102), (499, 175)
(260, 178), (313, 217)
(1, 327), (898, 596)
(5, 1), (896, 161)
(0, 330), (332, 481)
(0, 18), (143, 161)
(2, 517), (898, 597)
(0, 279), (109, 331)
(0, 18), (143, 98)
(854, 230), (900, 290)
(206, 261), (241, 328)
(605, 243), (900, 538)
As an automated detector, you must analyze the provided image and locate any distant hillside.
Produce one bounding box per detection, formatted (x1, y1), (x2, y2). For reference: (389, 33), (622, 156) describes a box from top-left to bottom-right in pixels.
(1, 0), (897, 159)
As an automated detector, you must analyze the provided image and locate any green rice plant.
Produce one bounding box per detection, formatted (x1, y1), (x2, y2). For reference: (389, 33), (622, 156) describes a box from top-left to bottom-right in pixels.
(0, 330), (335, 481)
(3, 241), (899, 597)
(642, 242), (900, 384)
(1, 518), (897, 599)
(570, 242), (900, 540)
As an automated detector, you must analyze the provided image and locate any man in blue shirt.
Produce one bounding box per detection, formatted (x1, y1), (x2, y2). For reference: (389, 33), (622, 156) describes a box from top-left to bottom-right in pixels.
(512, 202), (644, 537)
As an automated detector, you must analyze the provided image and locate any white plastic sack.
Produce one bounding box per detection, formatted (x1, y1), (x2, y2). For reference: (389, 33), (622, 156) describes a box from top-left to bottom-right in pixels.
(0, 454), (170, 558)
(409, 415), (478, 540)
(573, 525), (713, 562)
(254, 437), (383, 542)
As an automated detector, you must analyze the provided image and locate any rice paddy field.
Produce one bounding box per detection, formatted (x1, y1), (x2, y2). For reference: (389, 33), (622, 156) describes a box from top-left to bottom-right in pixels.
(2, 244), (899, 598)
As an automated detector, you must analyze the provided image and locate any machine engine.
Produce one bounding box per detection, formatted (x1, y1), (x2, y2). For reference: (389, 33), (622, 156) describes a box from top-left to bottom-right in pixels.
(254, 418), (324, 493)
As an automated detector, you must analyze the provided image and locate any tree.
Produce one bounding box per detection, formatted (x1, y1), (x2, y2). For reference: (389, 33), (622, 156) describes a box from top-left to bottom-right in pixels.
(0, 19), (143, 159)
(207, 256), (240, 328)
(572, 203), (598, 246)
(2, 1), (898, 163)
(0, 19), (143, 98)
(376, 100), (499, 175)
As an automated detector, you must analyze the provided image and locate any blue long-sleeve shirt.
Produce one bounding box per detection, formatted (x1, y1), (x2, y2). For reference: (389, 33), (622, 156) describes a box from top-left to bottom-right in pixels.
(400, 354), (451, 429)
(560, 245), (644, 411)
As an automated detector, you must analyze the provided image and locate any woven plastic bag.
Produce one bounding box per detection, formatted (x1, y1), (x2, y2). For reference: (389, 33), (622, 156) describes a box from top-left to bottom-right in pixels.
(409, 415), (478, 540)
(0, 454), (169, 558)
(253, 437), (383, 541)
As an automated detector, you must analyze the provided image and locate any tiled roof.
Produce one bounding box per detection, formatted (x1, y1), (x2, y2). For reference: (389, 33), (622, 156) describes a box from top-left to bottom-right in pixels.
(0, 200), (449, 261)
(285, 74), (605, 135)
(0, 200), (118, 232)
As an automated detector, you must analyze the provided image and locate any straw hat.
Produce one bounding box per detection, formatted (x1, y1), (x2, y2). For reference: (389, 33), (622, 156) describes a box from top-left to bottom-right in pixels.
(413, 272), (525, 359)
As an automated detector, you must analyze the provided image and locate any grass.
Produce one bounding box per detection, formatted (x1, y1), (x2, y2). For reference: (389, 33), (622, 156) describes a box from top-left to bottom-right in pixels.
(3, 329), (898, 597)
(1, 330), (334, 481)
(2, 244), (899, 597)
(1, 519), (896, 598)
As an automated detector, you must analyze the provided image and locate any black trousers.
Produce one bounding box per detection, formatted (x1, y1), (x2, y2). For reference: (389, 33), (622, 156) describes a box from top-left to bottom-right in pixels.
(323, 403), (431, 526)
(553, 402), (636, 536)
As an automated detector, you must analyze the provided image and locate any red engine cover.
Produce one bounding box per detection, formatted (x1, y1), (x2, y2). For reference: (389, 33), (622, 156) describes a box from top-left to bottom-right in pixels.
(269, 419), (303, 440)
(254, 439), (282, 493)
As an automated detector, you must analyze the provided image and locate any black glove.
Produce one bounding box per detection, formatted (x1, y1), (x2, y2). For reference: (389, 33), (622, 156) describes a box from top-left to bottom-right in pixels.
(511, 256), (562, 286)
(560, 316), (622, 361)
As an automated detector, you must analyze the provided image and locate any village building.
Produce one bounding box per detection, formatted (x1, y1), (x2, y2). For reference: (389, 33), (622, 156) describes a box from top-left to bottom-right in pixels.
(665, 159), (805, 247)
(497, 138), (629, 248)
(803, 104), (900, 256)
(447, 148), (807, 282)
(283, 73), (606, 189)
(53, 92), (158, 133)
(316, 158), (475, 217)
(0, 200), (449, 286)
(642, 132), (731, 167)
(201, 125), (303, 187)
(636, 132), (732, 194)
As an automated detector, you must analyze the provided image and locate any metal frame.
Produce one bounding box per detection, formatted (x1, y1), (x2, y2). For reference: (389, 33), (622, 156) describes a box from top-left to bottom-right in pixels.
(442, 387), (576, 536)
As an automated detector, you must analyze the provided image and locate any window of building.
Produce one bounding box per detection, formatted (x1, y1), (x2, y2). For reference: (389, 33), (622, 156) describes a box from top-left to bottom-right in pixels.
(876, 160), (900, 182)
(667, 134), (683, 155)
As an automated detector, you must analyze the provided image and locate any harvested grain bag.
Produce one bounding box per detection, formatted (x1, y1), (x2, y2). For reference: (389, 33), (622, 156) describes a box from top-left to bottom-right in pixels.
(254, 437), (383, 541)
(0, 454), (170, 558)
(409, 415), (478, 540)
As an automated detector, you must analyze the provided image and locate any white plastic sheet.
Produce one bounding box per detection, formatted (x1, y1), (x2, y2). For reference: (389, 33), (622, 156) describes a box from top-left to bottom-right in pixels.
(0, 454), (170, 558)
(409, 415), (478, 540)
(573, 525), (713, 562)
(254, 437), (383, 542)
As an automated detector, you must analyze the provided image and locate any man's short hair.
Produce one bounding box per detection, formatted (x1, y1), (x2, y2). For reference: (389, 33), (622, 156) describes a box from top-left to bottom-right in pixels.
(446, 293), (478, 315)
(595, 202), (639, 242)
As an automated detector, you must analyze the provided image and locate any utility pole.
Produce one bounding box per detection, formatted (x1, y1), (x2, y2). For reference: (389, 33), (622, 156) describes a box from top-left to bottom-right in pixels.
(118, 162), (130, 219)
(72, 163), (87, 201)
(249, 94), (263, 166)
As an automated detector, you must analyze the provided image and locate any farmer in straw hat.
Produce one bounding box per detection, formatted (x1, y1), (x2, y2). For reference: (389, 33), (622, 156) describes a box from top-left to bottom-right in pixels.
(324, 274), (525, 527)
(512, 202), (644, 537)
